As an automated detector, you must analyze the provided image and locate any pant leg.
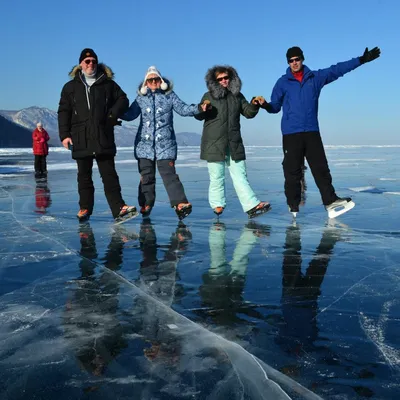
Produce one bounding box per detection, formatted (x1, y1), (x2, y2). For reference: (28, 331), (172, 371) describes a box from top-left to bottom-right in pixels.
(282, 133), (305, 208)
(34, 155), (41, 172)
(138, 158), (156, 207)
(157, 159), (188, 207)
(41, 156), (47, 173)
(95, 155), (124, 218)
(304, 132), (336, 205)
(76, 157), (95, 214)
(226, 152), (259, 213)
(207, 160), (226, 209)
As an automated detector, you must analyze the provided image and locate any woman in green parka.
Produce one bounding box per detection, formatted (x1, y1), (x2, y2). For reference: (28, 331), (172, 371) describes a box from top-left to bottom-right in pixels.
(195, 65), (270, 218)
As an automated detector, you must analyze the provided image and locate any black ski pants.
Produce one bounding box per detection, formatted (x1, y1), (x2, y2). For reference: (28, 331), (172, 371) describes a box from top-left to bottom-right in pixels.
(282, 131), (337, 207)
(137, 158), (188, 207)
(76, 155), (125, 218)
(34, 155), (47, 173)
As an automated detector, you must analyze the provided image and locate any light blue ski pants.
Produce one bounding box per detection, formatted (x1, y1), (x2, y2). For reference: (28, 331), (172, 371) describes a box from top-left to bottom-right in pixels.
(207, 151), (259, 213)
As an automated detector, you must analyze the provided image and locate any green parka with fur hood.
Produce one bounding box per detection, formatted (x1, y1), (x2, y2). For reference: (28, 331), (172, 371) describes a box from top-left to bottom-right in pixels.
(195, 66), (258, 162)
(58, 63), (128, 159)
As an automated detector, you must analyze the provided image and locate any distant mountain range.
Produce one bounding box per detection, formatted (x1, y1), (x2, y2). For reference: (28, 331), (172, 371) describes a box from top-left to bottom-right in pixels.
(0, 106), (201, 148)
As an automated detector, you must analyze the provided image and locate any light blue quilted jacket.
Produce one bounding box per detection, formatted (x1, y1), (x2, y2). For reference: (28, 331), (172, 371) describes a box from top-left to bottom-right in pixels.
(121, 81), (200, 160)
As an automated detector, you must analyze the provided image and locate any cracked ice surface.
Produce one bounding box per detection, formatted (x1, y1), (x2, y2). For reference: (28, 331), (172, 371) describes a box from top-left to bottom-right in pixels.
(0, 146), (399, 399)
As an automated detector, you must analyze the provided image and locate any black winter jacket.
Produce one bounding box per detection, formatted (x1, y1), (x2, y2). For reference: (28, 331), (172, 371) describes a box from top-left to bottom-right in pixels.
(58, 63), (128, 159)
(195, 66), (258, 162)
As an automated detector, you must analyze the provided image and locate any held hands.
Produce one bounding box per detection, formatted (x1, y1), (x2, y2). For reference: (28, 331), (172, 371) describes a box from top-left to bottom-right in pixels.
(251, 96), (266, 106)
(360, 47), (381, 64)
(62, 137), (73, 150)
(200, 100), (212, 112)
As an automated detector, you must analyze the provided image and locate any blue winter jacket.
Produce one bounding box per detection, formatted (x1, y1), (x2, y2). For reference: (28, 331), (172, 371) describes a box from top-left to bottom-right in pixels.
(121, 83), (200, 160)
(266, 58), (361, 135)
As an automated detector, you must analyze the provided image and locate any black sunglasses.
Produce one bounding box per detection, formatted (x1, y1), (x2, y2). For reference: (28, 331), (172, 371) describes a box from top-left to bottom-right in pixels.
(84, 59), (97, 65)
(147, 77), (161, 83)
(288, 57), (301, 63)
(217, 75), (229, 82)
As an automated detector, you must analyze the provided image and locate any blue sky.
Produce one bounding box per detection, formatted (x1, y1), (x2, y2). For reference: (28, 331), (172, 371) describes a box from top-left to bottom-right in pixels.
(1, 0), (398, 145)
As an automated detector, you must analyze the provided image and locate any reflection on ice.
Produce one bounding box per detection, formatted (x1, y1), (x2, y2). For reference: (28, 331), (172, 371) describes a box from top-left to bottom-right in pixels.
(0, 146), (399, 399)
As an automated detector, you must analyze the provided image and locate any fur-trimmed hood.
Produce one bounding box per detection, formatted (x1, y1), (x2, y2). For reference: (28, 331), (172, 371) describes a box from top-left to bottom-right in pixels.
(205, 65), (242, 99)
(136, 78), (174, 96)
(68, 63), (115, 80)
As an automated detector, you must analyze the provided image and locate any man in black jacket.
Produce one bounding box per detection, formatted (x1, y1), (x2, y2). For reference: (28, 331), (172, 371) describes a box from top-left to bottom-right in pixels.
(58, 48), (136, 223)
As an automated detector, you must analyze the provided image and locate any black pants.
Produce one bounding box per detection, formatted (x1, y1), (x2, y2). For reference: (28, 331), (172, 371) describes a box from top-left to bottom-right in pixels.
(34, 155), (47, 173)
(138, 158), (188, 207)
(282, 132), (336, 207)
(76, 155), (125, 218)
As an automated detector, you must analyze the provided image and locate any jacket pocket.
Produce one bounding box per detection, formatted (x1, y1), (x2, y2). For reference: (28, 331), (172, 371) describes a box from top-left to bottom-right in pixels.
(70, 123), (86, 150)
(98, 124), (115, 149)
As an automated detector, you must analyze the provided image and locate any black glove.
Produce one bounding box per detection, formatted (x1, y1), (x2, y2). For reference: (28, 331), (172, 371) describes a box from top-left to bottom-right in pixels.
(359, 47), (381, 64)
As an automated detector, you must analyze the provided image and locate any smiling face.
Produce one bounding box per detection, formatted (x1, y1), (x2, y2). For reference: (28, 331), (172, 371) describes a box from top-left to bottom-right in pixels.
(288, 56), (304, 73)
(146, 73), (162, 91)
(80, 57), (97, 75)
(216, 71), (230, 88)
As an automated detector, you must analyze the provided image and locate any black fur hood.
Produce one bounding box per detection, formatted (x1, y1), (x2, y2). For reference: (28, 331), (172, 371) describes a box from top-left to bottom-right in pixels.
(205, 65), (242, 99)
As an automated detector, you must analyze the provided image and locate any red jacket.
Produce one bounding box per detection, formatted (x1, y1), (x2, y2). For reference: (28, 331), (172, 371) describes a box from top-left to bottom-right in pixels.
(32, 128), (50, 155)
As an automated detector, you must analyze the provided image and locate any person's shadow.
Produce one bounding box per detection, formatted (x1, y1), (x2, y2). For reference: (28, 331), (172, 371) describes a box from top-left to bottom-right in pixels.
(34, 177), (52, 214)
(277, 223), (343, 356)
(197, 221), (270, 328)
(63, 223), (136, 377)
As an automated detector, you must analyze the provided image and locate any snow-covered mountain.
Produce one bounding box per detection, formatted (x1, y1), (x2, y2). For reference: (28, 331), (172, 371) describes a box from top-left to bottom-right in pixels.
(0, 106), (201, 147)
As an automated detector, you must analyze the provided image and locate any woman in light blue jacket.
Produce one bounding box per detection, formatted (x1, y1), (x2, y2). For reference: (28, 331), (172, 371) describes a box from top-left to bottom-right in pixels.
(122, 66), (208, 220)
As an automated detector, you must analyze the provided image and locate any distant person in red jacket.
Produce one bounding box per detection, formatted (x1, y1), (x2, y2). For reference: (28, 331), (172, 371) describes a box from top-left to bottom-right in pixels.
(32, 122), (50, 178)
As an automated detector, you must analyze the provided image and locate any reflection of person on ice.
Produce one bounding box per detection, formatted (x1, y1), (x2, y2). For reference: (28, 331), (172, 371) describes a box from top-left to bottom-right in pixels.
(195, 65), (270, 219)
(121, 66), (209, 221)
(257, 46), (380, 218)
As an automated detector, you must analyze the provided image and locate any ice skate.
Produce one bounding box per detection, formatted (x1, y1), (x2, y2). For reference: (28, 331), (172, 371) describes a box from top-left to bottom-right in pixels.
(213, 206), (224, 216)
(114, 205), (138, 225)
(247, 202), (271, 219)
(325, 197), (355, 219)
(288, 205), (299, 218)
(140, 205), (152, 218)
(174, 203), (192, 220)
(77, 208), (90, 223)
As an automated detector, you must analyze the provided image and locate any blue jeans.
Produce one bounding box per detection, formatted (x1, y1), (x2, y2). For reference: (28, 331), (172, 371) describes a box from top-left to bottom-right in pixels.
(207, 151), (259, 213)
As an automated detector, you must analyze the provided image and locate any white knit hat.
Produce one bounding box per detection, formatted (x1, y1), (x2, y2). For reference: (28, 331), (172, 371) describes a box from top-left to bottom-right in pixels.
(140, 66), (168, 95)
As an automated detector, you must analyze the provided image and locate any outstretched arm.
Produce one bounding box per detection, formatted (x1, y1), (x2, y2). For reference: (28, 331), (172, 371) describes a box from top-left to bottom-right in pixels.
(171, 92), (200, 117)
(120, 98), (141, 121)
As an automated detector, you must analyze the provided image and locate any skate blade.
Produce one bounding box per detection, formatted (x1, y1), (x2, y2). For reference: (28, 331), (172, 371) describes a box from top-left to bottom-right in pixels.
(114, 211), (139, 225)
(327, 201), (355, 219)
(248, 204), (271, 219)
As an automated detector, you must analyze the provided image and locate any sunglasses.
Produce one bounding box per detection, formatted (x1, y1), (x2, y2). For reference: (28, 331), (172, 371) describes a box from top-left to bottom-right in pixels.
(84, 59), (97, 65)
(288, 57), (302, 63)
(217, 76), (229, 82)
(147, 77), (161, 83)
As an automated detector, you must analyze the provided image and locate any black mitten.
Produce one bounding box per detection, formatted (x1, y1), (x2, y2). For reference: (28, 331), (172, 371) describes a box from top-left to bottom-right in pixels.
(359, 47), (381, 64)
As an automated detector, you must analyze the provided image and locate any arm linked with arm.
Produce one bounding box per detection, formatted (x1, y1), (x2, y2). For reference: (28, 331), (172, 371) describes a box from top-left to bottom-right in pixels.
(194, 93), (209, 121)
(240, 94), (259, 119)
(109, 82), (129, 120)
(171, 92), (200, 117)
(120, 98), (141, 121)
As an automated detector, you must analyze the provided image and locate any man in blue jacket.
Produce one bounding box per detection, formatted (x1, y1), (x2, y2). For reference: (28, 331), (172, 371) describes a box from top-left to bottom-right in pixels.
(258, 46), (380, 218)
